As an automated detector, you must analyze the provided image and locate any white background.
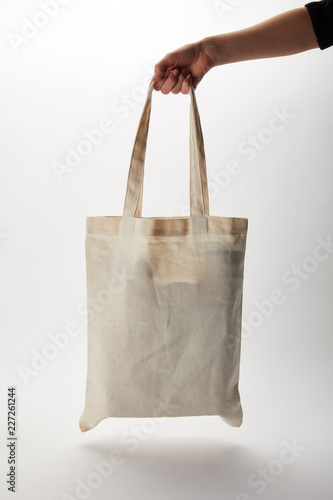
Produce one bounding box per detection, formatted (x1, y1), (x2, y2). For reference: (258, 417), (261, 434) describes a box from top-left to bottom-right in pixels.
(1, 0), (332, 499)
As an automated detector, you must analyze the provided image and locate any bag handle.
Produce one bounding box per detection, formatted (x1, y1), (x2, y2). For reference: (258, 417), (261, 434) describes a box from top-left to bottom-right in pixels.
(122, 77), (210, 218)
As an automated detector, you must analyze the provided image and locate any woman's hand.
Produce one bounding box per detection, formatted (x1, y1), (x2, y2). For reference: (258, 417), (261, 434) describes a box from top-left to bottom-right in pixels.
(152, 39), (217, 94)
(152, 7), (319, 95)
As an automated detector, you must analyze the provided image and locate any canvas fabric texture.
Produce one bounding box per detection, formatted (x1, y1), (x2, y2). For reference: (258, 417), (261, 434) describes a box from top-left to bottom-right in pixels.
(79, 78), (248, 432)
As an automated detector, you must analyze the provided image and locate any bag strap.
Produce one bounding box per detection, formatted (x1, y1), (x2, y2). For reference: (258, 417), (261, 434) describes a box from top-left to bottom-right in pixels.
(122, 77), (210, 218)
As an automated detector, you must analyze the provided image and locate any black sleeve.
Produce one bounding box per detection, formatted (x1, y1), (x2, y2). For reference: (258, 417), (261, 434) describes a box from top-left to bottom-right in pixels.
(305, 0), (333, 49)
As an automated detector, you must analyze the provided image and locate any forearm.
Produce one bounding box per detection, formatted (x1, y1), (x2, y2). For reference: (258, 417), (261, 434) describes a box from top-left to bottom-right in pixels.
(203, 7), (319, 66)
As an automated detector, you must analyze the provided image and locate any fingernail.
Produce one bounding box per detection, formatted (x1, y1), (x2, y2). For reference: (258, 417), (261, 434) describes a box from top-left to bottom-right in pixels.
(152, 73), (157, 81)
(163, 70), (170, 77)
(186, 74), (191, 81)
(173, 68), (179, 77)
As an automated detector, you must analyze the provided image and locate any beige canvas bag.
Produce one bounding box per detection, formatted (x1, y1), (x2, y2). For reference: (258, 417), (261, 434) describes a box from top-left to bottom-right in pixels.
(79, 78), (248, 432)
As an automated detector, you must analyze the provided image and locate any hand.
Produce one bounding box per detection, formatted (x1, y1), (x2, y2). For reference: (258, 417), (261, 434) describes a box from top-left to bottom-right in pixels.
(152, 39), (216, 94)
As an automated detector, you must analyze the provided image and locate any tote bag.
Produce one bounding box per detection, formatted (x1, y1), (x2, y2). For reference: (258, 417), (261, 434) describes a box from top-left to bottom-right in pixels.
(79, 78), (248, 432)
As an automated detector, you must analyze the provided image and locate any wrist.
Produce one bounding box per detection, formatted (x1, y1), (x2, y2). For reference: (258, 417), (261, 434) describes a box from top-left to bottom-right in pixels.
(201, 35), (230, 67)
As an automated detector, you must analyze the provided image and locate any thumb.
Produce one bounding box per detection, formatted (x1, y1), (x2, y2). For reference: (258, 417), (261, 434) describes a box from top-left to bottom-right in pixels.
(152, 52), (177, 81)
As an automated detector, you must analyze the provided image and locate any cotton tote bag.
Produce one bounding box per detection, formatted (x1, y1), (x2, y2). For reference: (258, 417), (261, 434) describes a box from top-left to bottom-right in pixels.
(79, 78), (248, 432)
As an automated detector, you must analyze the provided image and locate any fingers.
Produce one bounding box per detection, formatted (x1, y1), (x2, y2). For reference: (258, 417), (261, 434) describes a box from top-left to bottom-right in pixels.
(160, 69), (181, 94)
(153, 69), (172, 91)
(153, 69), (192, 94)
(170, 70), (186, 94)
(180, 74), (192, 94)
(152, 52), (177, 82)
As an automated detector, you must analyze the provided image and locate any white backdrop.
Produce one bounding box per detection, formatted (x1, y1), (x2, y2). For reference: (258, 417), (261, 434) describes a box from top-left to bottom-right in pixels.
(1, 0), (332, 499)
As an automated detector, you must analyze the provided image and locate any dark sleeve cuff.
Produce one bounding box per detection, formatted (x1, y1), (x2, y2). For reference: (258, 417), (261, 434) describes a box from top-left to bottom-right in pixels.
(305, 0), (333, 49)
